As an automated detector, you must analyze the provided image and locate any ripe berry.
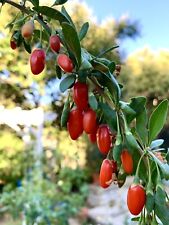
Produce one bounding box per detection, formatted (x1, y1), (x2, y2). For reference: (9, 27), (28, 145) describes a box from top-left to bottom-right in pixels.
(120, 150), (133, 174)
(57, 54), (74, 73)
(30, 49), (46, 75)
(83, 108), (97, 134)
(21, 20), (34, 38)
(99, 159), (113, 188)
(50, 35), (61, 53)
(127, 184), (146, 215)
(73, 82), (88, 110)
(97, 124), (112, 155)
(10, 39), (17, 50)
(67, 108), (83, 140)
(88, 133), (97, 143)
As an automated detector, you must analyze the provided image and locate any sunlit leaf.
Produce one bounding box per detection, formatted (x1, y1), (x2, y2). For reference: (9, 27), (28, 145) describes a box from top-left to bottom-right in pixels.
(148, 100), (168, 143)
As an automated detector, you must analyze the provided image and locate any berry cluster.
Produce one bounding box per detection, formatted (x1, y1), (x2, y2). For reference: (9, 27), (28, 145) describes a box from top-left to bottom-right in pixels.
(6, 3), (169, 223)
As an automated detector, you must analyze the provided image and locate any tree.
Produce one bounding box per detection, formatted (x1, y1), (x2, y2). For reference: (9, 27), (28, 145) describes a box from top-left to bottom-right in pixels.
(0, 0), (169, 224)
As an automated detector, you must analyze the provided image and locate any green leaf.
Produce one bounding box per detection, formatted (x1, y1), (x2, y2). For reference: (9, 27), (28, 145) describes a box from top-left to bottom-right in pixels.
(61, 97), (70, 127)
(52, 0), (68, 6)
(146, 191), (154, 214)
(80, 49), (93, 70)
(56, 65), (62, 79)
(34, 6), (69, 24)
(131, 217), (140, 221)
(59, 75), (76, 93)
(108, 61), (116, 73)
(61, 6), (75, 28)
(149, 151), (169, 180)
(23, 40), (31, 54)
(89, 94), (98, 111)
(62, 22), (81, 68)
(97, 45), (119, 58)
(113, 141), (122, 162)
(13, 30), (23, 47)
(29, 0), (39, 7)
(148, 100), (168, 143)
(155, 186), (169, 225)
(120, 101), (136, 118)
(150, 139), (164, 149)
(99, 102), (117, 131)
(127, 96), (146, 123)
(96, 72), (121, 106)
(136, 108), (148, 145)
(125, 132), (140, 154)
(92, 60), (109, 73)
(79, 22), (89, 41)
(78, 71), (87, 83)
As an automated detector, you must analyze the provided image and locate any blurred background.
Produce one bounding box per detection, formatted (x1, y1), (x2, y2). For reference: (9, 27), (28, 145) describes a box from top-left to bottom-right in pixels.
(0, 0), (169, 224)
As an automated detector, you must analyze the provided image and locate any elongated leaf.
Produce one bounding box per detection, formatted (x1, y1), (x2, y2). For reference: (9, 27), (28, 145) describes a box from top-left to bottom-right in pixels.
(61, 97), (70, 127)
(148, 100), (168, 143)
(59, 75), (76, 93)
(150, 139), (164, 149)
(131, 217), (140, 222)
(61, 6), (75, 28)
(125, 132), (140, 154)
(34, 6), (69, 24)
(120, 101), (136, 118)
(56, 65), (62, 79)
(99, 102), (117, 131)
(136, 108), (148, 144)
(23, 40), (31, 54)
(92, 60), (109, 73)
(80, 48), (93, 70)
(79, 22), (89, 41)
(149, 151), (169, 180)
(53, 0), (68, 6)
(127, 96), (146, 123)
(155, 186), (169, 225)
(100, 73), (121, 106)
(97, 45), (119, 58)
(62, 22), (81, 68)
(113, 141), (122, 162)
(146, 192), (154, 214)
(108, 61), (116, 73)
(89, 94), (98, 110)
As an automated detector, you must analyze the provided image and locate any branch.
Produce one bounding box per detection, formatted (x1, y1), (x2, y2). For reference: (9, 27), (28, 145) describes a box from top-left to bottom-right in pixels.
(3, 0), (51, 35)
(3, 0), (29, 14)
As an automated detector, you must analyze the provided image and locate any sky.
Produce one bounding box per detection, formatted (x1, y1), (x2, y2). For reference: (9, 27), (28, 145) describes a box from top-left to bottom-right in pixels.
(82, 0), (169, 56)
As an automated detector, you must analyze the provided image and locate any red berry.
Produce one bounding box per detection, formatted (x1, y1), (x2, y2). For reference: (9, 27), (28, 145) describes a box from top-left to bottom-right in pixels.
(88, 133), (97, 143)
(67, 108), (83, 140)
(127, 184), (146, 215)
(99, 159), (113, 188)
(50, 35), (61, 53)
(30, 49), (46, 75)
(120, 150), (133, 174)
(88, 124), (98, 143)
(10, 40), (17, 50)
(21, 20), (34, 38)
(73, 82), (88, 110)
(83, 108), (97, 134)
(97, 124), (111, 155)
(57, 54), (74, 73)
